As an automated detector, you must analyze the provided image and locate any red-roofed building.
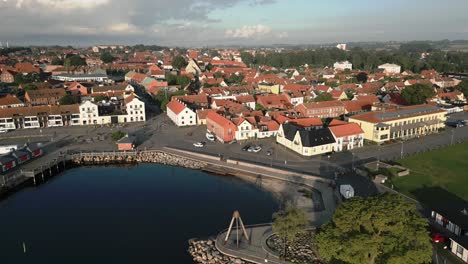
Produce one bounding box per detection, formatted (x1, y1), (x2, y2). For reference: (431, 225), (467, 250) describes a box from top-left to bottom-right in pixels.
(167, 99), (196, 127)
(67, 82), (88, 96)
(296, 101), (345, 118)
(14, 62), (40, 74)
(148, 65), (166, 79)
(256, 94), (292, 109)
(329, 123), (364, 151)
(206, 112), (237, 143)
(342, 95), (380, 115)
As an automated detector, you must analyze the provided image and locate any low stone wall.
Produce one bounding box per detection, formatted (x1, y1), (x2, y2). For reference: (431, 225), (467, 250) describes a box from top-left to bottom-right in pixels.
(188, 239), (252, 264)
(71, 151), (206, 170)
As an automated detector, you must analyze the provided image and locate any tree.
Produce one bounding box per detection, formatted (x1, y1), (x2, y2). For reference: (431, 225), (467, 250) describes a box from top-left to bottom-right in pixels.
(94, 95), (109, 102)
(272, 203), (308, 257)
(59, 94), (79, 105)
(68, 55), (87, 66)
(241, 52), (255, 66)
(111, 130), (126, 141)
(314, 93), (333, 102)
(356, 72), (368, 83)
(14, 73), (40, 85)
(171, 55), (187, 70)
(51, 57), (64, 65)
(226, 74), (244, 85)
(205, 63), (214, 72)
(456, 79), (468, 98)
(255, 104), (266, 112)
(100, 52), (116, 63)
(401, 83), (435, 105)
(317, 194), (432, 264)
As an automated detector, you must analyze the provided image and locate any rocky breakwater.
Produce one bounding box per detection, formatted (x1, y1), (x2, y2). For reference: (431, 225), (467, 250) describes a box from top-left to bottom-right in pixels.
(188, 239), (252, 264)
(71, 151), (206, 170)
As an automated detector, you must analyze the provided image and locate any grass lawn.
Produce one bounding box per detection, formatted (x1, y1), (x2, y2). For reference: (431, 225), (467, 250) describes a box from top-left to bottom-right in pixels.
(391, 142), (468, 201)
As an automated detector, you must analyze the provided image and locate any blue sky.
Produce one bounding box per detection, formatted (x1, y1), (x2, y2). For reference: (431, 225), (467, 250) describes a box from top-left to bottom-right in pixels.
(0, 0), (467, 46)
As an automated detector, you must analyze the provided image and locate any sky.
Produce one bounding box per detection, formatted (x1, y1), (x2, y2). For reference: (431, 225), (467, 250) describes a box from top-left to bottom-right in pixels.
(0, 0), (467, 47)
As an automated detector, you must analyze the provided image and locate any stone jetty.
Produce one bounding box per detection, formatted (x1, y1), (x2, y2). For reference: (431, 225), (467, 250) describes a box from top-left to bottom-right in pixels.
(188, 239), (252, 264)
(71, 151), (206, 170)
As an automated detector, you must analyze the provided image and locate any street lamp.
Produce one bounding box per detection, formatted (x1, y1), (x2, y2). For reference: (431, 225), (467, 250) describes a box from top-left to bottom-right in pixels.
(400, 141), (404, 159)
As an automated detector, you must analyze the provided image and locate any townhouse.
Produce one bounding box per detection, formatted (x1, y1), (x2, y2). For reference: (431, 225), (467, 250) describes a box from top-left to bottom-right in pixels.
(329, 123), (364, 152)
(349, 104), (447, 143)
(0, 95), (25, 109)
(295, 101), (346, 118)
(25, 88), (66, 106)
(206, 112), (237, 143)
(167, 99), (197, 127)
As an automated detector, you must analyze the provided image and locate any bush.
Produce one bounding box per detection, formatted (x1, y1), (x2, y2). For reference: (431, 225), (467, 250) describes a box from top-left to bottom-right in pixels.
(111, 131), (126, 141)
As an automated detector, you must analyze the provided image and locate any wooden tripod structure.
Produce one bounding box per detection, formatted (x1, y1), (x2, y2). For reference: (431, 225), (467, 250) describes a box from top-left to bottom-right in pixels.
(224, 210), (250, 248)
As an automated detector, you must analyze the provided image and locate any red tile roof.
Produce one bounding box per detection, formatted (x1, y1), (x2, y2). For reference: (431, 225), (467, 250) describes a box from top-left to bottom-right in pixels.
(329, 123), (364, 138)
(167, 100), (187, 115)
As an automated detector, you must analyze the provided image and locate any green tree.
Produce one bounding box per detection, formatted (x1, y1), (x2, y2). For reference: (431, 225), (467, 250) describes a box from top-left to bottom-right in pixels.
(171, 55), (187, 70)
(68, 55), (87, 66)
(205, 63), (214, 72)
(272, 203), (309, 257)
(94, 95), (109, 102)
(456, 79), (468, 98)
(111, 130), (126, 141)
(356, 72), (368, 83)
(226, 74), (244, 85)
(14, 73), (40, 85)
(100, 52), (116, 63)
(255, 104), (266, 112)
(51, 57), (64, 65)
(401, 83), (435, 105)
(59, 94), (79, 105)
(315, 93), (333, 102)
(241, 52), (255, 66)
(317, 194), (432, 264)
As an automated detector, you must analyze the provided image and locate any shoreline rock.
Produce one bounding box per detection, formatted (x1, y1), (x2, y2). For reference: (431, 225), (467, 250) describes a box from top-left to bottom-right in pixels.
(188, 239), (252, 264)
(71, 151), (206, 170)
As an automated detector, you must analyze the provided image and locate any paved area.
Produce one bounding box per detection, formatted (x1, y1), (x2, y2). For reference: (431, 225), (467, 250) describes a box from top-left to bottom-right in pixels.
(216, 225), (289, 264)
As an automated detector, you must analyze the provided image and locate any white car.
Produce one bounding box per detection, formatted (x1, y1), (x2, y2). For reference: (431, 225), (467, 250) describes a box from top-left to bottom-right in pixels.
(206, 133), (215, 142)
(193, 142), (205, 148)
(0, 129), (7, 133)
(252, 146), (262, 153)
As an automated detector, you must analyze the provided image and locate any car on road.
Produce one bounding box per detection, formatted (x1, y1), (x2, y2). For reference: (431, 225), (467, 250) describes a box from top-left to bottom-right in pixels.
(242, 144), (251, 151)
(446, 120), (465, 128)
(0, 128), (8, 133)
(266, 149), (273, 156)
(193, 142), (206, 148)
(431, 233), (446, 243)
(206, 133), (215, 141)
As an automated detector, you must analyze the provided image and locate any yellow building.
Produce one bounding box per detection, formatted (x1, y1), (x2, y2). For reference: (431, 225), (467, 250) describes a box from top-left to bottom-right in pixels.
(257, 83), (281, 95)
(349, 104), (447, 143)
(276, 123), (336, 156)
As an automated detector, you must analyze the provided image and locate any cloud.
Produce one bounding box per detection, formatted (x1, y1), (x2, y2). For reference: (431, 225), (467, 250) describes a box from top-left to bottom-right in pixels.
(225, 24), (272, 38)
(9, 0), (109, 9)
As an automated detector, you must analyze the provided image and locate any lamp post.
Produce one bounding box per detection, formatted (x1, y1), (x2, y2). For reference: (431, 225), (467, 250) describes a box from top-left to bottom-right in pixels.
(400, 141), (404, 159)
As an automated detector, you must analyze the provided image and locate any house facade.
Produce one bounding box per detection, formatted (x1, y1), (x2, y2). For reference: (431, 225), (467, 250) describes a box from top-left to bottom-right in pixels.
(378, 63), (401, 74)
(167, 99), (197, 127)
(296, 101), (346, 118)
(0, 105), (80, 130)
(276, 123), (336, 156)
(333, 61), (352, 70)
(329, 123), (365, 152)
(25, 88), (66, 106)
(206, 112), (237, 143)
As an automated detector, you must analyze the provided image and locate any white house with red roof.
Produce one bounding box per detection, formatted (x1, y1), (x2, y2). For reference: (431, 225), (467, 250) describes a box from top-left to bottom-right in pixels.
(167, 99), (197, 127)
(233, 117), (258, 141)
(329, 123), (364, 152)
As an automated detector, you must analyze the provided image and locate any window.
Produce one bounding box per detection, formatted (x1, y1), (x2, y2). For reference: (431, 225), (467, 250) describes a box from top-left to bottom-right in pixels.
(456, 244), (463, 255)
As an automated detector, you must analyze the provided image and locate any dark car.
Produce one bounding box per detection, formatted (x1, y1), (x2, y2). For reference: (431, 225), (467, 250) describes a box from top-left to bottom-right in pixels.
(242, 144), (251, 151)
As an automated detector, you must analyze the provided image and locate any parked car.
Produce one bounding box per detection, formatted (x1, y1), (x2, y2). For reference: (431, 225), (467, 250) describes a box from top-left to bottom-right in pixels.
(193, 142), (205, 148)
(206, 133), (215, 141)
(446, 120), (465, 128)
(0, 128), (8, 133)
(242, 144), (251, 151)
(266, 149), (273, 156)
(251, 146), (262, 153)
(431, 233), (446, 243)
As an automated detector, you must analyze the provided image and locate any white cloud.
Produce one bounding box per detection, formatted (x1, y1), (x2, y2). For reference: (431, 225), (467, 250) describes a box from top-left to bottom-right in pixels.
(108, 23), (142, 34)
(225, 24), (272, 38)
(9, 0), (109, 9)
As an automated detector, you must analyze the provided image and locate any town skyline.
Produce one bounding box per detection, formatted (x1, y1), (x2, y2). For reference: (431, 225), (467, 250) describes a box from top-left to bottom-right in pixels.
(1, 0), (468, 46)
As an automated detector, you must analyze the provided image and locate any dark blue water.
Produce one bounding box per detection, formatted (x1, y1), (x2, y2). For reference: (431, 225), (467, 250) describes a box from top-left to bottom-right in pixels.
(0, 164), (278, 263)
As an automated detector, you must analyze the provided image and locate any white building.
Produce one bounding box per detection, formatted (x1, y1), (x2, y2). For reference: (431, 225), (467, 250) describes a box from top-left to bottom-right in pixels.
(333, 61), (353, 71)
(336, 44), (347, 51)
(52, 73), (109, 82)
(329, 123), (364, 152)
(378, 63), (401, 74)
(166, 99), (197, 127)
(234, 118), (259, 141)
(125, 96), (146, 123)
(79, 95), (146, 125)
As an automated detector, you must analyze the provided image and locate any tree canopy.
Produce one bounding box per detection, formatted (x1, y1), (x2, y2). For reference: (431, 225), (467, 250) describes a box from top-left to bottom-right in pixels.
(456, 79), (468, 98)
(51, 57), (64, 65)
(272, 203), (309, 256)
(314, 92), (334, 102)
(401, 83), (435, 105)
(100, 52), (116, 63)
(317, 194), (432, 264)
(241, 52), (255, 66)
(65, 55), (87, 67)
(59, 94), (79, 105)
(15, 73), (40, 85)
(111, 130), (126, 141)
(171, 55), (188, 70)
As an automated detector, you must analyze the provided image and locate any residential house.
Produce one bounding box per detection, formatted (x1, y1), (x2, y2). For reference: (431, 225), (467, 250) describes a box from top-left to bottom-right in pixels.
(0, 95), (25, 109)
(333, 61), (352, 71)
(148, 65), (166, 79)
(329, 123), (364, 152)
(235, 95), (256, 110)
(25, 88), (66, 106)
(256, 94), (291, 110)
(186, 58), (202, 76)
(1, 70), (16, 83)
(67, 82), (88, 96)
(276, 122), (336, 156)
(233, 117), (258, 141)
(206, 112), (237, 143)
(166, 99), (197, 127)
(378, 63), (401, 74)
(349, 104), (447, 143)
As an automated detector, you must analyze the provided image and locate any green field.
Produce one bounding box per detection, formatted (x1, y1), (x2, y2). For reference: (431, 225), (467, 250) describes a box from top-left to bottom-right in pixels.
(391, 142), (468, 201)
